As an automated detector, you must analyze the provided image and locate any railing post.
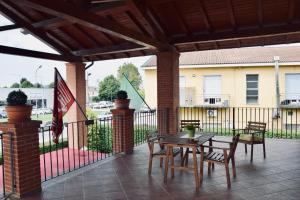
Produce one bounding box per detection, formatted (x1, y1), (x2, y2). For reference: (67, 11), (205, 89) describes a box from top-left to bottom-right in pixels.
(111, 109), (135, 154)
(232, 107), (236, 135)
(0, 121), (42, 198)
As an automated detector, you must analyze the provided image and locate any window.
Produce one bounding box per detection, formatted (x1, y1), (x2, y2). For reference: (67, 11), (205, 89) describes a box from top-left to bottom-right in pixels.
(246, 74), (259, 104)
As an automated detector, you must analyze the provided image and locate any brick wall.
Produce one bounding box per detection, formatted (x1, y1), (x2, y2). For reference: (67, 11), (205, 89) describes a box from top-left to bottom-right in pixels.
(157, 51), (180, 134)
(0, 121), (41, 198)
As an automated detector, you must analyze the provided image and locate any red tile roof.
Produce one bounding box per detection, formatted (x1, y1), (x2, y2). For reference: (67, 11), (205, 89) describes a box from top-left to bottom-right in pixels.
(142, 46), (300, 68)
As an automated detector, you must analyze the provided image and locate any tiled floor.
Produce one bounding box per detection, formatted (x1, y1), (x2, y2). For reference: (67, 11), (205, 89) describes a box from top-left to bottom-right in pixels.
(22, 137), (300, 200)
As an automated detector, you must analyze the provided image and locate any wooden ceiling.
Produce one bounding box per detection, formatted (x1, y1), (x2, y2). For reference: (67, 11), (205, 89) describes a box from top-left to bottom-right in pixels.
(0, 0), (300, 62)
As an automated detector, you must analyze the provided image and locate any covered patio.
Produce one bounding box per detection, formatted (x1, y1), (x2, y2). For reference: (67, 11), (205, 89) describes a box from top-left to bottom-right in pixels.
(23, 137), (300, 200)
(1, 0), (300, 199)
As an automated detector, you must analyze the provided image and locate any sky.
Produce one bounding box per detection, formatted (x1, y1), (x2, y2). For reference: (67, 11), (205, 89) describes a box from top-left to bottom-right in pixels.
(0, 15), (150, 87)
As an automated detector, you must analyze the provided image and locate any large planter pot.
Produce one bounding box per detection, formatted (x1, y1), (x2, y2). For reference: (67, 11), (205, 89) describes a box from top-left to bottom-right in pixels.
(114, 99), (130, 109)
(186, 129), (195, 138)
(5, 105), (32, 123)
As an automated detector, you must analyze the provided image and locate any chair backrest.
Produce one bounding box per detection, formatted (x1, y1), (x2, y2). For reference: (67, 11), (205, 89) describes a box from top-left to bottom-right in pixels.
(228, 134), (240, 161)
(146, 131), (158, 150)
(247, 121), (266, 132)
(180, 120), (201, 130)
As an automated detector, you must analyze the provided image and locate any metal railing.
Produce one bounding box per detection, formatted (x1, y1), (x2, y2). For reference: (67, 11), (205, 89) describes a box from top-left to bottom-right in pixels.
(180, 107), (300, 139)
(134, 109), (158, 145)
(39, 109), (159, 182)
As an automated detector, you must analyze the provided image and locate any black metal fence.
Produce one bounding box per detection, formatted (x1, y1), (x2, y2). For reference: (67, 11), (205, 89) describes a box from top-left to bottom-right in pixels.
(0, 132), (14, 199)
(39, 109), (158, 182)
(180, 107), (300, 139)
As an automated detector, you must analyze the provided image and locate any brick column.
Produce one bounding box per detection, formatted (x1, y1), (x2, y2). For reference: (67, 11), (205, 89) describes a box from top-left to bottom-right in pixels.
(0, 121), (41, 198)
(111, 109), (135, 154)
(65, 62), (87, 149)
(157, 51), (180, 134)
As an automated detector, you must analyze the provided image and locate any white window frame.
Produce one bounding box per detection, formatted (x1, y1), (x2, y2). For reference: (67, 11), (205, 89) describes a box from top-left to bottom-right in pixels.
(246, 74), (259, 104)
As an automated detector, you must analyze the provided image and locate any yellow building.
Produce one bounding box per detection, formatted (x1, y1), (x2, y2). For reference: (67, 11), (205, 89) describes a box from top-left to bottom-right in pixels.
(142, 47), (300, 135)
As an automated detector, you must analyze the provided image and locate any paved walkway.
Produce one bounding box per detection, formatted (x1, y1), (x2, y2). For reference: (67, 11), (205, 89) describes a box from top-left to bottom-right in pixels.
(7, 137), (300, 199)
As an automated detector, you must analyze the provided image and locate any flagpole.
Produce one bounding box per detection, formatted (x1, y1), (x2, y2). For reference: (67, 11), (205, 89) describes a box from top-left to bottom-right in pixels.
(55, 68), (88, 120)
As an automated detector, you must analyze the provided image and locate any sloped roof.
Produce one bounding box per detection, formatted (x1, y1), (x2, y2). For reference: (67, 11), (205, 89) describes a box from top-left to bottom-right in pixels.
(142, 46), (300, 68)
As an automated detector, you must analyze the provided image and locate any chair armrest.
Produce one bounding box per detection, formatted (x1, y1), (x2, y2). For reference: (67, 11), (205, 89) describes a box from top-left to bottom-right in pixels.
(211, 139), (233, 144)
(201, 145), (230, 151)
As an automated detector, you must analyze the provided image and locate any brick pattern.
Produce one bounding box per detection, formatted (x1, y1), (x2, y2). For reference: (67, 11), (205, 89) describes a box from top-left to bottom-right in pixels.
(157, 51), (180, 134)
(0, 121), (41, 198)
(111, 109), (135, 154)
(65, 62), (87, 149)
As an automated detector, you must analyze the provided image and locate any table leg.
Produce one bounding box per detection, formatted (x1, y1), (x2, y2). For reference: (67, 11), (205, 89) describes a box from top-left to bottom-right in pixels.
(209, 139), (215, 170)
(200, 146), (204, 186)
(164, 145), (170, 184)
(192, 147), (199, 190)
(171, 147), (175, 178)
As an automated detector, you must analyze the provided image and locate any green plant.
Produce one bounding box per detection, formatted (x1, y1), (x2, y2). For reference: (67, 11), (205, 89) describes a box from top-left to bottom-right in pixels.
(116, 90), (128, 99)
(6, 90), (28, 106)
(185, 124), (195, 131)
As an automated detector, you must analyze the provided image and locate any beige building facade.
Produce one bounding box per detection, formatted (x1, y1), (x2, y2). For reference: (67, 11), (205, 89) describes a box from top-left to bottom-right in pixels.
(142, 47), (300, 133)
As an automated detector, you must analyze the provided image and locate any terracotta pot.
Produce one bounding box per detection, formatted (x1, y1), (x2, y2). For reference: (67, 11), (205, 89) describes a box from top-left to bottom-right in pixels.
(114, 99), (130, 109)
(5, 105), (32, 123)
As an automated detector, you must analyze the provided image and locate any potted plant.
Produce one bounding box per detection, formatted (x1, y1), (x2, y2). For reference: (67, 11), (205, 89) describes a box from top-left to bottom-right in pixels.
(5, 90), (32, 123)
(115, 90), (130, 109)
(185, 124), (195, 138)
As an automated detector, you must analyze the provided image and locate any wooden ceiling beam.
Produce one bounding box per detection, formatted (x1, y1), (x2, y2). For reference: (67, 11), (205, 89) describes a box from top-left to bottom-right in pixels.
(0, 45), (79, 61)
(72, 43), (147, 56)
(0, 1), (77, 58)
(17, 0), (169, 50)
(172, 24), (300, 45)
(0, 24), (20, 31)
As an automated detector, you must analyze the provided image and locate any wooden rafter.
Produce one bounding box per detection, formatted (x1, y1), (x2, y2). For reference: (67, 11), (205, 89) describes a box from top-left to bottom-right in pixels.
(0, 45), (79, 61)
(196, 0), (212, 31)
(227, 0), (236, 29)
(17, 0), (169, 50)
(172, 24), (300, 45)
(72, 42), (147, 56)
(256, 0), (263, 27)
(0, 24), (20, 31)
(0, 1), (77, 59)
(288, 0), (295, 23)
(126, 0), (167, 41)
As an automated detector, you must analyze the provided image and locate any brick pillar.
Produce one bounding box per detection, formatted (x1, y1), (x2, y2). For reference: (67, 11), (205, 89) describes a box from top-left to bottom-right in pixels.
(65, 62), (87, 149)
(0, 121), (41, 198)
(111, 109), (135, 154)
(157, 51), (180, 134)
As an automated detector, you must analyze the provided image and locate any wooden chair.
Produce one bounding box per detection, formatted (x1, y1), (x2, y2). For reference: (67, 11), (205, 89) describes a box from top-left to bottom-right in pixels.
(200, 134), (240, 188)
(146, 131), (181, 175)
(233, 121), (266, 162)
(180, 120), (203, 131)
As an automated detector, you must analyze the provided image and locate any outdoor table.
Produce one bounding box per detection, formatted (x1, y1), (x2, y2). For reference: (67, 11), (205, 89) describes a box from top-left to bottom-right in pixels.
(160, 132), (215, 190)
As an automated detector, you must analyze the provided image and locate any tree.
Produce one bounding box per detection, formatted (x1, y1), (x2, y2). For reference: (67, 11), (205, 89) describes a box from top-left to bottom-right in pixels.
(117, 62), (142, 89)
(98, 75), (120, 101)
(21, 80), (34, 88)
(10, 83), (20, 88)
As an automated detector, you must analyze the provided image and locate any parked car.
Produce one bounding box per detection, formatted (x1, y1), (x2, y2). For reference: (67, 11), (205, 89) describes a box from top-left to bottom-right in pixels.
(0, 111), (7, 118)
(98, 111), (112, 119)
(40, 121), (52, 131)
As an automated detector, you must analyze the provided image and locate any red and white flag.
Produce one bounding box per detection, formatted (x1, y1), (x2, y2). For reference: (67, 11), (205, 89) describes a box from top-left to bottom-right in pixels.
(51, 68), (75, 143)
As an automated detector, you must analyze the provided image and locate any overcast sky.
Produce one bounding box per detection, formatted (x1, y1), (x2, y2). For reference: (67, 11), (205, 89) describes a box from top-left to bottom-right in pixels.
(0, 15), (150, 87)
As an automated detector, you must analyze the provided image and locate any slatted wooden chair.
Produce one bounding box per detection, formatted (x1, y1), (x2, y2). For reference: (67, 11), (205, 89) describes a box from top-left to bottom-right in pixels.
(180, 120), (203, 131)
(233, 121), (267, 162)
(146, 131), (182, 175)
(199, 134), (240, 188)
